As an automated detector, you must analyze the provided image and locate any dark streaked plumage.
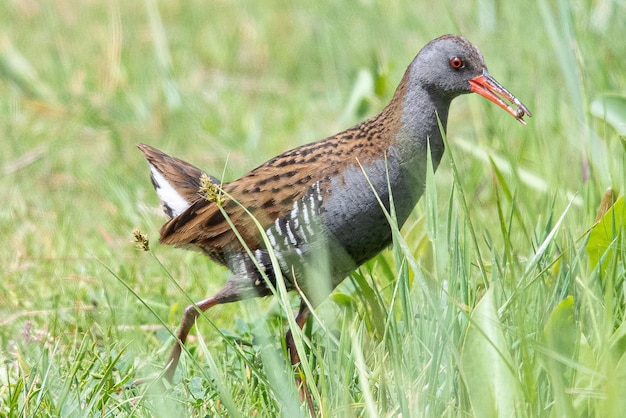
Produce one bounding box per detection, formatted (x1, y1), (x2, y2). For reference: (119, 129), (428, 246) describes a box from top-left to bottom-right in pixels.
(137, 34), (531, 408)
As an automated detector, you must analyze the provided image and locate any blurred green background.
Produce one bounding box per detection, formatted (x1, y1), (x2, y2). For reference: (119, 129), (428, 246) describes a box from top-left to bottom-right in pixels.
(1, 0), (625, 416)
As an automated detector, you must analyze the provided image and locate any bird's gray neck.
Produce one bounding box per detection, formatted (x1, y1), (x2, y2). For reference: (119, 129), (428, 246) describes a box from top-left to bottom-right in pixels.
(370, 65), (453, 221)
(390, 71), (451, 175)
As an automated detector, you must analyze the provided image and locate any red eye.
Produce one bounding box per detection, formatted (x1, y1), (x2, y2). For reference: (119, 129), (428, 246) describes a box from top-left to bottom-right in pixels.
(450, 57), (464, 69)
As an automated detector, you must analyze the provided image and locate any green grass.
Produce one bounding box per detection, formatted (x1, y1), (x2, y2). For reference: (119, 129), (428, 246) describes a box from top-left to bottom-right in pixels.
(1, 0), (625, 416)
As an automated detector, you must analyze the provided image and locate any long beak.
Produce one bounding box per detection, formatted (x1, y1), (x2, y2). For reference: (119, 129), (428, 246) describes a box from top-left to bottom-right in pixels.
(469, 70), (532, 125)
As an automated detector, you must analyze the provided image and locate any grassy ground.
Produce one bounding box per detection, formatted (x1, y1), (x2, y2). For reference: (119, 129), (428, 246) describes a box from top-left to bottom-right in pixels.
(1, 0), (625, 417)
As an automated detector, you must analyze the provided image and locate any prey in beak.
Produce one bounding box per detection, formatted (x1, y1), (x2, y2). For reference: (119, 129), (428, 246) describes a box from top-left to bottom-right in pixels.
(469, 70), (532, 125)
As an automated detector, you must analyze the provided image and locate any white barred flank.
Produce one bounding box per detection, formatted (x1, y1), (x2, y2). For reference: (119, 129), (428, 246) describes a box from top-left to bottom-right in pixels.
(264, 181), (323, 268)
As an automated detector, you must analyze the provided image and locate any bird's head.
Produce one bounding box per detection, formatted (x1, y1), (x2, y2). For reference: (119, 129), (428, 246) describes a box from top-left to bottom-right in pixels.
(413, 34), (531, 124)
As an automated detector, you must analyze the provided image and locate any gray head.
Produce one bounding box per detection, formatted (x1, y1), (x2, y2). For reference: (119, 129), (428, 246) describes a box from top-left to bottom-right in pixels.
(410, 34), (531, 122)
(413, 35), (487, 99)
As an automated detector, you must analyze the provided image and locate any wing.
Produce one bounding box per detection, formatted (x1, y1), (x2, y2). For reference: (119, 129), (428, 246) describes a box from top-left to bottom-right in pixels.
(158, 153), (323, 254)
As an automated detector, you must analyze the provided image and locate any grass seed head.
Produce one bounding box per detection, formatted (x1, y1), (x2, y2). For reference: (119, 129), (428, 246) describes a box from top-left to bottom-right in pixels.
(200, 173), (225, 206)
(132, 228), (150, 251)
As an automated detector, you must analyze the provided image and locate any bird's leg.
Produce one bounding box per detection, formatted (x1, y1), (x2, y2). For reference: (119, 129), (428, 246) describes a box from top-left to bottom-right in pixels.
(131, 278), (250, 385)
(163, 295), (219, 382)
(286, 301), (310, 366)
(131, 294), (219, 387)
(160, 278), (247, 381)
(285, 300), (314, 413)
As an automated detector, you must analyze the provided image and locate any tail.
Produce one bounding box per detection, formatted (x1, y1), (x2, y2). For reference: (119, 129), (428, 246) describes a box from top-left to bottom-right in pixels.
(137, 143), (219, 219)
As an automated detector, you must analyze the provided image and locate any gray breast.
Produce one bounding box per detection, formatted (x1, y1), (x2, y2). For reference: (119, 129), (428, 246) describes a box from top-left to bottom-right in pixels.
(320, 157), (422, 266)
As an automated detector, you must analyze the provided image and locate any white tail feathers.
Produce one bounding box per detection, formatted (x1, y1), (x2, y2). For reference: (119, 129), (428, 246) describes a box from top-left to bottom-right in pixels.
(149, 164), (192, 218)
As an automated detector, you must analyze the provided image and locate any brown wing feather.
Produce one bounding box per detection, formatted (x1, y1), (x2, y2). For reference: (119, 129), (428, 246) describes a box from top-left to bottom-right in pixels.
(158, 155), (322, 253)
